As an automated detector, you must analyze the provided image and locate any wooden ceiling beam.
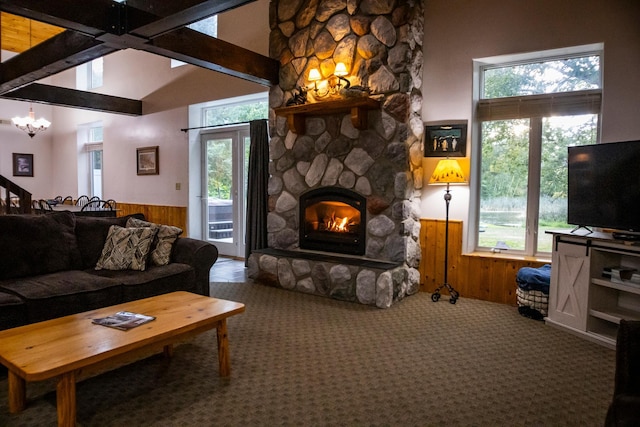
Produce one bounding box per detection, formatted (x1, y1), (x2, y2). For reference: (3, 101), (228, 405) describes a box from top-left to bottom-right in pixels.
(0, 30), (117, 94)
(123, 0), (257, 38)
(2, 83), (142, 116)
(147, 28), (278, 86)
(0, 0), (277, 113)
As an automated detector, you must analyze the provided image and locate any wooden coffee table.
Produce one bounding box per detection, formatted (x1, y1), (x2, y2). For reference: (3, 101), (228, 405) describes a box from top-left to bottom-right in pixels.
(0, 291), (245, 427)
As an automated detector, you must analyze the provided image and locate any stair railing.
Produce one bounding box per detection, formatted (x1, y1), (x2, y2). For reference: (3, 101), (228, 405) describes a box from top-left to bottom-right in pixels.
(0, 174), (32, 214)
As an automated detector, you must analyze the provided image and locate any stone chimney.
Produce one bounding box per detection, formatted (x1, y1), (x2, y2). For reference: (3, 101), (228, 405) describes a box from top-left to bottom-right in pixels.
(248, 0), (425, 308)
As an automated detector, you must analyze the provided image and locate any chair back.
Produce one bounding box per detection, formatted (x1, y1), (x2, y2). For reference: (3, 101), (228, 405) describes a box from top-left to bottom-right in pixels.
(103, 199), (116, 210)
(75, 195), (90, 207)
(39, 200), (53, 212)
(81, 200), (102, 211)
(31, 199), (42, 214)
(62, 196), (74, 205)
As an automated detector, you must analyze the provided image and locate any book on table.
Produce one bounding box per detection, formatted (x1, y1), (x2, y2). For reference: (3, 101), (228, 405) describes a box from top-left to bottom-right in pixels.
(92, 311), (156, 331)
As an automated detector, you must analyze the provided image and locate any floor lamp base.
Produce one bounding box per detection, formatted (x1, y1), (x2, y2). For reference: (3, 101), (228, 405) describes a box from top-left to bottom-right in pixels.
(431, 282), (460, 304)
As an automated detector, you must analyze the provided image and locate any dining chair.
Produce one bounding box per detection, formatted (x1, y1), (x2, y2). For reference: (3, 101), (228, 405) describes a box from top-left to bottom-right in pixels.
(75, 195), (90, 207)
(62, 196), (74, 205)
(103, 199), (117, 210)
(81, 200), (102, 211)
(31, 199), (42, 214)
(39, 200), (53, 213)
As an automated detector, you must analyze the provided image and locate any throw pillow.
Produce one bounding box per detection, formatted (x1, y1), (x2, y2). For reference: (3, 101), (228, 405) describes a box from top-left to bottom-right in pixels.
(126, 217), (183, 266)
(95, 225), (158, 271)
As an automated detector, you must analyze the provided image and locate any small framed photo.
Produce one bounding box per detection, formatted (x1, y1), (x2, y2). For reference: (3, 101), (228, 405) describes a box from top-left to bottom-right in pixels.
(424, 121), (467, 157)
(136, 146), (159, 175)
(13, 153), (33, 177)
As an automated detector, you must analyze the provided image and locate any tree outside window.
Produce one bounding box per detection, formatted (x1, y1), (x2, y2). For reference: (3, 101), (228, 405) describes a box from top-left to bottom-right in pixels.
(476, 51), (601, 255)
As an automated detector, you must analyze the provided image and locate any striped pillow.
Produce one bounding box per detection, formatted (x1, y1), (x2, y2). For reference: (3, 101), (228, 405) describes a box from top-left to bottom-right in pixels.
(95, 225), (158, 271)
(126, 218), (183, 266)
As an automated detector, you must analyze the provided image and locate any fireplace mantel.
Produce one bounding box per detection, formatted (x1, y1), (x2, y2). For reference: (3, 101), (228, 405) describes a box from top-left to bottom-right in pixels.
(274, 97), (380, 134)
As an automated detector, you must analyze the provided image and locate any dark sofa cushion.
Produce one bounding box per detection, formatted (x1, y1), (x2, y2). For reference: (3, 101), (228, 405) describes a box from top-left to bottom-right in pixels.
(0, 212), (82, 280)
(88, 263), (195, 302)
(0, 270), (123, 323)
(74, 214), (145, 269)
(0, 291), (27, 330)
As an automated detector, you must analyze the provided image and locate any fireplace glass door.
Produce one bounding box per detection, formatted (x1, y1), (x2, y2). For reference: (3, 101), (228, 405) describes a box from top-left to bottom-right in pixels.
(300, 188), (366, 255)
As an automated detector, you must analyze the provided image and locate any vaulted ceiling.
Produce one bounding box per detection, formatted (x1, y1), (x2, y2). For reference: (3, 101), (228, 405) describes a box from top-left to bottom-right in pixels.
(0, 0), (279, 116)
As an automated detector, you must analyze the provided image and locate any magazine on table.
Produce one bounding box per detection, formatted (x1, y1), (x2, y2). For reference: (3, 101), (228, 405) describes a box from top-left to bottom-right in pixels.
(92, 311), (156, 331)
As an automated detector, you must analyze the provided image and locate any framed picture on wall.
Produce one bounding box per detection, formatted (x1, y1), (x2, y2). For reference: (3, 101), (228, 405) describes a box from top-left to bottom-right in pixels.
(136, 146), (159, 175)
(13, 153), (34, 177)
(424, 120), (467, 157)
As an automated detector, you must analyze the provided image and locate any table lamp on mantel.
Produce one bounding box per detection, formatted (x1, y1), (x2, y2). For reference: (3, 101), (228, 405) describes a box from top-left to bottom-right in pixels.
(428, 158), (467, 304)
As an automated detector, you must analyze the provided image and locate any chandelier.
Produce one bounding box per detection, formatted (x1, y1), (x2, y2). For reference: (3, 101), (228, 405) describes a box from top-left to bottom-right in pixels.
(12, 105), (51, 138)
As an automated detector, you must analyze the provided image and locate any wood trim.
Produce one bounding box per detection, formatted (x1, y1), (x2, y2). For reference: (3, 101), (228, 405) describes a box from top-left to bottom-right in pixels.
(419, 219), (547, 305)
(116, 202), (187, 235)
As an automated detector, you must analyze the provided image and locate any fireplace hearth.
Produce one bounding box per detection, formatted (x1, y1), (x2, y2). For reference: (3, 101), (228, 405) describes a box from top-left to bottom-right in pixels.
(299, 187), (365, 255)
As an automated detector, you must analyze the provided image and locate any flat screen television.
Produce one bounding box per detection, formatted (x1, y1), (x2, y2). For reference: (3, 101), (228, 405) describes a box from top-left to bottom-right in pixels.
(568, 140), (640, 238)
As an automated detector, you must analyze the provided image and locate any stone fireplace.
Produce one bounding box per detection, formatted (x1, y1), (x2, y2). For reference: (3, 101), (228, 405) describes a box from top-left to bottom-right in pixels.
(247, 0), (425, 308)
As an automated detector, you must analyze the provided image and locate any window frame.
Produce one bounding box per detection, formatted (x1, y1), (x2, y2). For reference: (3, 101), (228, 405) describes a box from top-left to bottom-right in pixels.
(469, 44), (603, 256)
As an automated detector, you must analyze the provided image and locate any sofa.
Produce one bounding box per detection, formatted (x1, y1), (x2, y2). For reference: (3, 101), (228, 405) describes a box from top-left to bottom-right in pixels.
(0, 211), (218, 330)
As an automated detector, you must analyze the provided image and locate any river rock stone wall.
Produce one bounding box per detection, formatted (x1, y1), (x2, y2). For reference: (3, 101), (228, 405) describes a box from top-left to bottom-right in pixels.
(248, 0), (425, 308)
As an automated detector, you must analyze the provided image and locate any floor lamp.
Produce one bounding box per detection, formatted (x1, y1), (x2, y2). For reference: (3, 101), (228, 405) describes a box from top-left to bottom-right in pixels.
(428, 158), (467, 304)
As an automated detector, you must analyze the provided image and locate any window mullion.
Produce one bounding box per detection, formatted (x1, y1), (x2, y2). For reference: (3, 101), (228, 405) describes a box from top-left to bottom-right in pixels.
(526, 118), (543, 255)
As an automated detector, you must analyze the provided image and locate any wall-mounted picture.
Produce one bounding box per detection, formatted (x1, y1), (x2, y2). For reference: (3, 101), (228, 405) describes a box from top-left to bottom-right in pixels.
(137, 146), (159, 175)
(424, 121), (467, 157)
(13, 153), (33, 177)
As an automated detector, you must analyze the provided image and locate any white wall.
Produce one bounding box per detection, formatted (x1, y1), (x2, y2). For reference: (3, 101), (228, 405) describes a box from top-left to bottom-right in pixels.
(9, 0), (271, 211)
(0, 97), (54, 200)
(4, 0), (639, 236)
(421, 0), (640, 226)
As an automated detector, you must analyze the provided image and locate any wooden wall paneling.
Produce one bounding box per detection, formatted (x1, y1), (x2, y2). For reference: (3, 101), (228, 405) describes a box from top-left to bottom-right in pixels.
(420, 219), (438, 292)
(419, 219), (548, 305)
(116, 203), (187, 235)
(447, 220), (464, 294)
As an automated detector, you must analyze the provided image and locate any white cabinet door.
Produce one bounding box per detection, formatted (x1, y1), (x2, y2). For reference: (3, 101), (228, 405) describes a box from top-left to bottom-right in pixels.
(548, 241), (590, 331)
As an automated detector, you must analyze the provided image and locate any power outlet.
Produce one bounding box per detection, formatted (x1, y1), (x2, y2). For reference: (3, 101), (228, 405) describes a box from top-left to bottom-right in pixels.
(175, 182), (181, 190)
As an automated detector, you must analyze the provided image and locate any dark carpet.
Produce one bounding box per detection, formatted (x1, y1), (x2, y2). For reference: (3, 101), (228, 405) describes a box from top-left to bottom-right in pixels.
(0, 280), (615, 426)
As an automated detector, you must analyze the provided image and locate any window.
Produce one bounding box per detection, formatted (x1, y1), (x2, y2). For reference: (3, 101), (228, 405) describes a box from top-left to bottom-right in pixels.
(76, 58), (103, 90)
(171, 15), (218, 68)
(472, 45), (602, 256)
(87, 125), (103, 199)
(88, 58), (103, 89)
(79, 123), (103, 198)
(203, 98), (268, 127)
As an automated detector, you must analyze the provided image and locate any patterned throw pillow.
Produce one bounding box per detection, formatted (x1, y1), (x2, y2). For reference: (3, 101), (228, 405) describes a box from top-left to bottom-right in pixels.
(95, 225), (158, 271)
(126, 217), (183, 266)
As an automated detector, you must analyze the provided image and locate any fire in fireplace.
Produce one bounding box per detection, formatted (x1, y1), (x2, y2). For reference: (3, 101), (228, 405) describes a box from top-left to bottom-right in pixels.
(299, 187), (366, 255)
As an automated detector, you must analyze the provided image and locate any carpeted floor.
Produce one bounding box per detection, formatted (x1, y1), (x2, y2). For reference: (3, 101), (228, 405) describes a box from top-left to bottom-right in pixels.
(0, 280), (616, 426)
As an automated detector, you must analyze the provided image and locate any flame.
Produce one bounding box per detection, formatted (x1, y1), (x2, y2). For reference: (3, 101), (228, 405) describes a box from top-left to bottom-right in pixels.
(325, 212), (354, 233)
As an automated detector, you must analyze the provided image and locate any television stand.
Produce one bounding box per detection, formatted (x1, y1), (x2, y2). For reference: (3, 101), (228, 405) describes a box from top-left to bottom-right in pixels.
(612, 231), (640, 241)
(570, 225), (593, 234)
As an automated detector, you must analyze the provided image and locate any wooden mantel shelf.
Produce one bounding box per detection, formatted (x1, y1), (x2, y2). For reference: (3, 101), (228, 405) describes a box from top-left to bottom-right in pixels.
(274, 97), (380, 134)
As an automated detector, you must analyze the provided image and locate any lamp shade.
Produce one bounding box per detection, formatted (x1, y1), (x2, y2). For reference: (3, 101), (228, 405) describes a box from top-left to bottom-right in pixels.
(334, 62), (348, 76)
(308, 68), (322, 81)
(429, 159), (466, 185)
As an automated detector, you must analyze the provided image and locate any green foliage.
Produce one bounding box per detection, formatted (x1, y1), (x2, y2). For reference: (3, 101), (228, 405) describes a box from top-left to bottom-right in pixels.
(483, 55), (600, 98)
(479, 54), (600, 252)
(204, 102), (268, 126)
(208, 139), (232, 199)
(204, 101), (267, 200)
